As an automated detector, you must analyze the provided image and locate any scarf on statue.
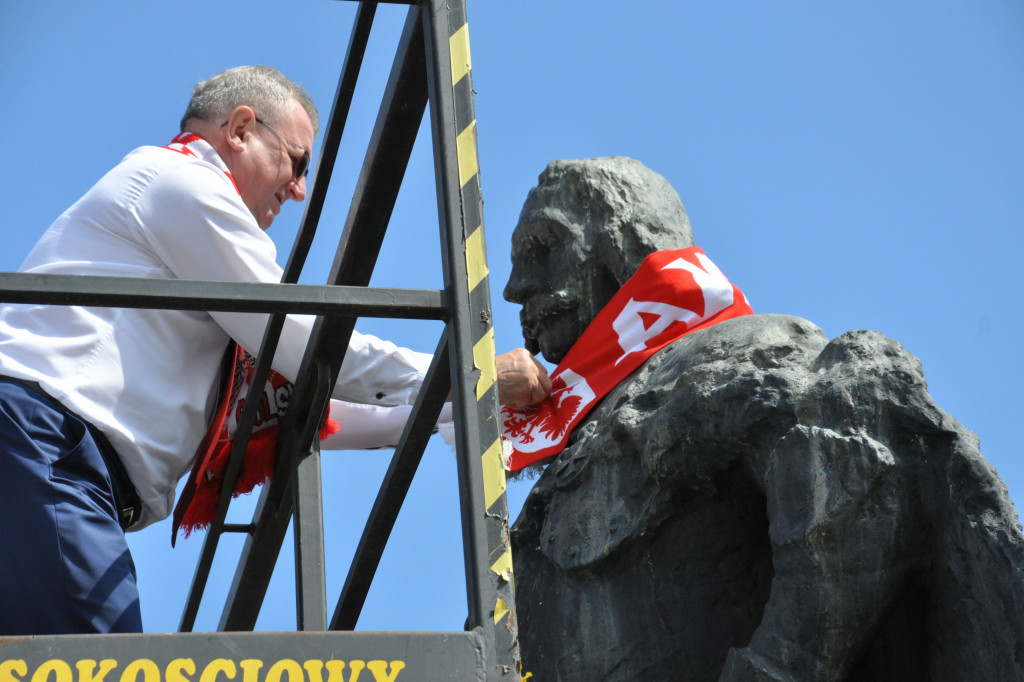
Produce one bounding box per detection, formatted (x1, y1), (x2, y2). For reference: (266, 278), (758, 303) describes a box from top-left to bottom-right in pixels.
(172, 344), (340, 544)
(500, 247), (753, 471)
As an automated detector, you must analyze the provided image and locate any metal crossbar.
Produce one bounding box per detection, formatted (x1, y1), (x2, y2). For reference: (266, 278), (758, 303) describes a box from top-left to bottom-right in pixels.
(0, 1), (522, 680)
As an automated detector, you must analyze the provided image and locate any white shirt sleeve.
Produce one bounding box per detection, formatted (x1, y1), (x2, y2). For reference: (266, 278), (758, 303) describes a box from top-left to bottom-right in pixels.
(320, 400), (453, 450)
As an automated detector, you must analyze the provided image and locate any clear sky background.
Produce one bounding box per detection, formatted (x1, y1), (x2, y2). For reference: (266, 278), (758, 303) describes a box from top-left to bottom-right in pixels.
(1, 1), (1021, 635)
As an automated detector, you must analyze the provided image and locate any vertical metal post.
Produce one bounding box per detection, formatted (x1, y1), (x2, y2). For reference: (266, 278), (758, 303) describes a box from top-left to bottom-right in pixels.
(292, 362), (334, 630)
(293, 440), (328, 630)
(421, 0), (522, 679)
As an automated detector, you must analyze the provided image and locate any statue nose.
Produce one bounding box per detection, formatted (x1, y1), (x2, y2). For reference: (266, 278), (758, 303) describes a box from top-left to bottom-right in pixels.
(503, 271), (529, 304)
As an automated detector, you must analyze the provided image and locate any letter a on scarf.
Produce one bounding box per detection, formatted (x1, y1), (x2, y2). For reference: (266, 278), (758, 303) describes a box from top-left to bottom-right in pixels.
(501, 247), (753, 471)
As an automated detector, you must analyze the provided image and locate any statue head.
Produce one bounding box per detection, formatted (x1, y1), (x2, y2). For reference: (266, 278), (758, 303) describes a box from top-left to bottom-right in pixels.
(504, 157), (695, 364)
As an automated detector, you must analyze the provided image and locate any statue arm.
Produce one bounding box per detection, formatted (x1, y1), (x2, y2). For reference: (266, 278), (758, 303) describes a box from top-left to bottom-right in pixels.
(720, 425), (906, 682)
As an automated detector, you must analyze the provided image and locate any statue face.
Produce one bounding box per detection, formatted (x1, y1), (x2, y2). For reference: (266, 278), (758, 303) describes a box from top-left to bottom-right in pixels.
(504, 193), (596, 365)
(505, 158), (697, 366)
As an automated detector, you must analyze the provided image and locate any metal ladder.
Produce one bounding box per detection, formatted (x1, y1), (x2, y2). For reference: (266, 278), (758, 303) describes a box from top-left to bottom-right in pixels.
(0, 1), (521, 680)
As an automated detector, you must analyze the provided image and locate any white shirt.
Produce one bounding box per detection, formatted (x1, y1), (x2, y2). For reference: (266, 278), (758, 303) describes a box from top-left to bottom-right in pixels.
(0, 136), (432, 528)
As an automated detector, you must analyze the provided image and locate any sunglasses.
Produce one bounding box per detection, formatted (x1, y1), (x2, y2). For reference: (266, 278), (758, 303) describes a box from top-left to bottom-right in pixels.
(254, 117), (311, 180)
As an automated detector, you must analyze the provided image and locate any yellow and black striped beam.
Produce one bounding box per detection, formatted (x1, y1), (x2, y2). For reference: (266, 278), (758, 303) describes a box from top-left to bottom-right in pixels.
(425, 0), (523, 678)
(451, 13), (522, 677)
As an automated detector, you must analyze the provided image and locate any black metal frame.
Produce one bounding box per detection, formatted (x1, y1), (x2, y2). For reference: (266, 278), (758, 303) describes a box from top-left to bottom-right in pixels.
(0, 2), (521, 680)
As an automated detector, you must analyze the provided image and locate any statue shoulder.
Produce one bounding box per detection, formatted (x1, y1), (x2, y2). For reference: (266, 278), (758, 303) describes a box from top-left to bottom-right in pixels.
(643, 313), (828, 375)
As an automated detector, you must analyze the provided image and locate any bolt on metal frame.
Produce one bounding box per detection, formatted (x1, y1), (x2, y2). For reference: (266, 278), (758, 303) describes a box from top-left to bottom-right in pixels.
(0, 1), (522, 680)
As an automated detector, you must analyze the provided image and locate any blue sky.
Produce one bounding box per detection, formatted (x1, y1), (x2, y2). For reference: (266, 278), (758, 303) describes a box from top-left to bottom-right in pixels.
(1, 1), (1021, 634)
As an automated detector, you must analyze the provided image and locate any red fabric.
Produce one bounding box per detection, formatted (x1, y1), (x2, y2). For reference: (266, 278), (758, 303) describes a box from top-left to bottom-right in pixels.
(172, 345), (339, 544)
(501, 247), (752, 471)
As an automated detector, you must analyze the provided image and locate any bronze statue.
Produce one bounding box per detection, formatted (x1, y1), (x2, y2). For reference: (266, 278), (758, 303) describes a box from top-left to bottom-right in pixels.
(505, 157), (1024, 681)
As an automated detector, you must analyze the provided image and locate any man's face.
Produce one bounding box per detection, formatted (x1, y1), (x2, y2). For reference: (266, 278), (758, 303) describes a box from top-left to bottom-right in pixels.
(234, 98), (314, 230)
(504, 191), (596, 365)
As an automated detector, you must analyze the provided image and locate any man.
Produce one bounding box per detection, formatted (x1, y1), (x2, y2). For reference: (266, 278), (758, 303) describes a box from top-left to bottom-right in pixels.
(0, 66), (549, 636)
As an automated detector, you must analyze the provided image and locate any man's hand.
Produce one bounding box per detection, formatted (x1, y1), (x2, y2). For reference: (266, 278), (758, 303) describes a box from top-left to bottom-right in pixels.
(496, 348), (552, 408)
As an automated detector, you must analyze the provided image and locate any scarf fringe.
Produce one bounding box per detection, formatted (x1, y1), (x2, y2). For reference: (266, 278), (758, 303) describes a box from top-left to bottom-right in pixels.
(177, 416), (341, 540)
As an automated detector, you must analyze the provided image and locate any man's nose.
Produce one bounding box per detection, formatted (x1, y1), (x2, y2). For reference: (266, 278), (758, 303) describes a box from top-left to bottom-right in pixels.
(287, 175), (307, 202)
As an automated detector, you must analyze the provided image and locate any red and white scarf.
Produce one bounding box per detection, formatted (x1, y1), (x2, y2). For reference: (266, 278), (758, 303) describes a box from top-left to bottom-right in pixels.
(162, 133), (339, 543)
(500, 247), (752, 471)
(171, 344), (339, 544)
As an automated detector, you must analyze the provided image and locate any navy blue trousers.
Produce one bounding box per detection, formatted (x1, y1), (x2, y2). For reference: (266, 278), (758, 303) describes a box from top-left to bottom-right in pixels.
(0, 379), (142, 634)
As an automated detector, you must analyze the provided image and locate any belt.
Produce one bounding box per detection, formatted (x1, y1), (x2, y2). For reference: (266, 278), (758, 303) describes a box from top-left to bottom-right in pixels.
(90, 421), (142, 530)
(0, 376), (142, 530)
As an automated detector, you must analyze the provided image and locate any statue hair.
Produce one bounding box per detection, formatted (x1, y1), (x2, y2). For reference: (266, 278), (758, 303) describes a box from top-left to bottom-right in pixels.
(534, 157), (695, 286)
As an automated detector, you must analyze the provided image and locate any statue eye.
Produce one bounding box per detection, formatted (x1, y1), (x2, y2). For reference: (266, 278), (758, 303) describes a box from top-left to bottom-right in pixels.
(530, 222), (562, 250)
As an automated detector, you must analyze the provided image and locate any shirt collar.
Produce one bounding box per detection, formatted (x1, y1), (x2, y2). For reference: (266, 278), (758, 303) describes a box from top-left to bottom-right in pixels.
(164, 133), (238, 195)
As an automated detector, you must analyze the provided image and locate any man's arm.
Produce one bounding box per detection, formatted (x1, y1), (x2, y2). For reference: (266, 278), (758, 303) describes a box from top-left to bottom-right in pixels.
(138, 159), (552, 409)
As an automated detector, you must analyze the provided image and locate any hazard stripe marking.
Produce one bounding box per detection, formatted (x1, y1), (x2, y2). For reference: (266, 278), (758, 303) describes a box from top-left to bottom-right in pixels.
(456, 120), (478, 188)
(465, 224), (489, 292)
(481, 437), (506, 510)
(449, 23), (472, 86)
(490, 548), (513, 583)
(493, 597), (508, 625)
(473, 326), (496, 400)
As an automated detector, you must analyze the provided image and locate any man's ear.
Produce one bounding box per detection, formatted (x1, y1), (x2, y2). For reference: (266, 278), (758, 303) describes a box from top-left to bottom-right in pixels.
(223, 105), (257, 153)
